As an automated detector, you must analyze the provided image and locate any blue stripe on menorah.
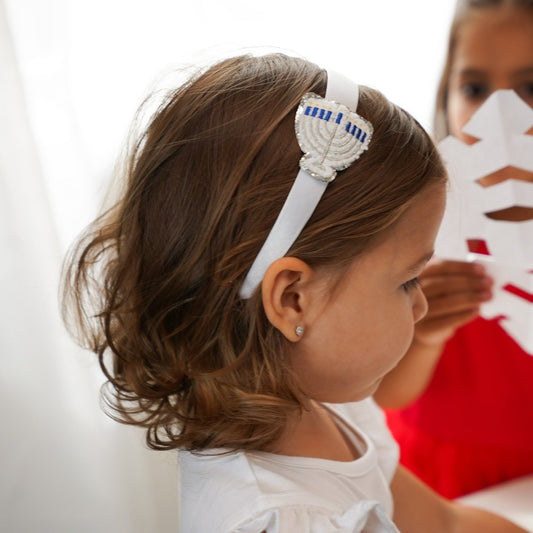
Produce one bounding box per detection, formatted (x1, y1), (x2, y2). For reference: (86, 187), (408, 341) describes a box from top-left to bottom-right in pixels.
(305, 106), (334, 122)
(344, 122), (368, 143)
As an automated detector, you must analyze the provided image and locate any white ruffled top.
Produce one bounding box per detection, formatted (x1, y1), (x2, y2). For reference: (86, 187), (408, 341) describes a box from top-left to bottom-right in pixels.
(178, 398), (400, 532)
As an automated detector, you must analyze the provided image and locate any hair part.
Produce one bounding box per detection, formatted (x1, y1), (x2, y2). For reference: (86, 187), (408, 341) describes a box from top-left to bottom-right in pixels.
(62, 53), (446, 453)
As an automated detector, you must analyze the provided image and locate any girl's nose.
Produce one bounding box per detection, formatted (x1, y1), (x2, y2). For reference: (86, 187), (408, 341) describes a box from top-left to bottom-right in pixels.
(413, 286), (429, 324)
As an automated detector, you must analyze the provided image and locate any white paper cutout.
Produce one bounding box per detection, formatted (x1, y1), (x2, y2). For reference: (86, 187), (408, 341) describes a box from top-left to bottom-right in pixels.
(435, 90), (533, 354)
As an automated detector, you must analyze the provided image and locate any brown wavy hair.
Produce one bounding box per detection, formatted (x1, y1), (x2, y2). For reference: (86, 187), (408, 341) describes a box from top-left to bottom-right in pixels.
(62, 53), (446, 452)
(434, 0), (533, 140)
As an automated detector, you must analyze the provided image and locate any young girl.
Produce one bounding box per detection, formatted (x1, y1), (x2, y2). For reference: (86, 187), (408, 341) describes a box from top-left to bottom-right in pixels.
(376, 0), (533, 499)
(62, 53), (528, 531)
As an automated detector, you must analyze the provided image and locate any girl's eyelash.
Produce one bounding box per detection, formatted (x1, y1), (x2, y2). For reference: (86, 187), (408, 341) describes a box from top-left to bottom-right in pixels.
(517, 82), (533, 98)
(402, 277), (421, 293)
(460, 82), (489, 100)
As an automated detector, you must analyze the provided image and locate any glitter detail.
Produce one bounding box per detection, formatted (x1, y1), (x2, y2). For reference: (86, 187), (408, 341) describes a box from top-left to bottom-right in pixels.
(295, 93), (373, 183)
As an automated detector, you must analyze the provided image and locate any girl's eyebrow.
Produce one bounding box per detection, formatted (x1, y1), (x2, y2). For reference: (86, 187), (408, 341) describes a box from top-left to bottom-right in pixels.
(455, 66), (533, 78)
(512, 66), (533, 78)
(453, 67), (488, 78)
(405, 251), (435, 275)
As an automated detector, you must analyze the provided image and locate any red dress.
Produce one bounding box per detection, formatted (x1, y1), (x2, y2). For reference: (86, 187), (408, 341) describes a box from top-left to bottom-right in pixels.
(385, 316), (533, 498)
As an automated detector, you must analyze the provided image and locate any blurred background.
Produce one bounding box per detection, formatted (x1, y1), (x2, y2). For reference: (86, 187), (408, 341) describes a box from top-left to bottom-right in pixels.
(1, 1), (455, 531)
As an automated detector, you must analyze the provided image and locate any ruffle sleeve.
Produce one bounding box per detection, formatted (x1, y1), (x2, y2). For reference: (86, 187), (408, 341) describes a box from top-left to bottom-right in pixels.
(233, 501), (400, 533)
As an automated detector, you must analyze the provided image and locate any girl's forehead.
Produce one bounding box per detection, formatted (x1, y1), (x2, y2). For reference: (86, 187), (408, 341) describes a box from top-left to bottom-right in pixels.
(451, 9), (533, 77)
(455, 8), (533, 69)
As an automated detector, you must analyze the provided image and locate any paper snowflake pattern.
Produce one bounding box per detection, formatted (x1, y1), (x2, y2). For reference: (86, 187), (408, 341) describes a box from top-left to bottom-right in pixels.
(436, 90), (533, 353)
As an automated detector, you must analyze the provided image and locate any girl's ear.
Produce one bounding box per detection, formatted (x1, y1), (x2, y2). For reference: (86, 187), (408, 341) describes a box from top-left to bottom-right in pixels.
(261, 257), (314, 342)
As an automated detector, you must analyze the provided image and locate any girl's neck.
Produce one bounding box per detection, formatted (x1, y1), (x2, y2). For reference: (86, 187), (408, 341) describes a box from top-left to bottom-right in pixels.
(271, 401), (361, 462)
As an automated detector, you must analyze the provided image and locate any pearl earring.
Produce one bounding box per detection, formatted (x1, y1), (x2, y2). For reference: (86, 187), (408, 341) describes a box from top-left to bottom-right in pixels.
(295, 326), (304, 337)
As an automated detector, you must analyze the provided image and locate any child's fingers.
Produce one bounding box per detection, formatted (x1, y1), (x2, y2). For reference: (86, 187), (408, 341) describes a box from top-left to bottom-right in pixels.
(412, 269), (492, 344)
(421, 259), (488, 279)
(423, 290), (491, 319)
(421, 273), (492, 300)
(415, 308), (481, 345)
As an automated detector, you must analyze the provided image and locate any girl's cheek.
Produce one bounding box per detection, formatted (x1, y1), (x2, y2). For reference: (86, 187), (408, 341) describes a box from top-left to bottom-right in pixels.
(447, 93), (483, 144)
(448, 107), (477, 143)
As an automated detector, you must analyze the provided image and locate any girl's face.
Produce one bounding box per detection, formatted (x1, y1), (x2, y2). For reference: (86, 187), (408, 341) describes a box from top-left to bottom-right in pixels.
(447, 7), (533, 216)
(447, 8), (533, 144)
(289, 183), (446, 403)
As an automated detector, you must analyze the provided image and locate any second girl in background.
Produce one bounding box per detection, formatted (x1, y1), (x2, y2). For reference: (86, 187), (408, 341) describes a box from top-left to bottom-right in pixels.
(376, 0), (533, 499)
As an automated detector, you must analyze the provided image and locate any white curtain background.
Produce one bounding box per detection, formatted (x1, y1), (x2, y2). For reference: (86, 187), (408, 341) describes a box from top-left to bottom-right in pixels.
(1, 1), (455, 531)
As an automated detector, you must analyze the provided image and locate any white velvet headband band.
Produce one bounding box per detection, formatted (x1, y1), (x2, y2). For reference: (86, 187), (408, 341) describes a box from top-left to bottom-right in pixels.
(239, 70), (373, 299)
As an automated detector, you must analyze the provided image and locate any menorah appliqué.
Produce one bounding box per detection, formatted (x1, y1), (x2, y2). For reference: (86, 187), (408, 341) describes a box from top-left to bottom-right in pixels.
(295, 93), (373, 183)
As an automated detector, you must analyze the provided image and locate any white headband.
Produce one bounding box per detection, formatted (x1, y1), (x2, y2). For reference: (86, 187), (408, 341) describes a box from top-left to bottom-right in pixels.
(239, 70), (373, 299)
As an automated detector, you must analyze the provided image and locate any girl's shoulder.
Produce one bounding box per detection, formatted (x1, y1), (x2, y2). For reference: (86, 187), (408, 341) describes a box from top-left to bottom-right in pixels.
(325, 398), (400, 484)
(178, 398), (399, 532)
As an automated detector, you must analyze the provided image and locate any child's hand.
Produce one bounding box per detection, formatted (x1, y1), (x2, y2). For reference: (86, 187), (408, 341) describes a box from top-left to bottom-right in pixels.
(414, 259), (494, 346)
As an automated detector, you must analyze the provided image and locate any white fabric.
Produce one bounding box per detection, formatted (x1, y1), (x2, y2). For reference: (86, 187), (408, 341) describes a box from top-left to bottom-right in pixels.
(178, 398), (400, 532)
(239, 71), (360, 299)
(0, 2), (178, 531)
